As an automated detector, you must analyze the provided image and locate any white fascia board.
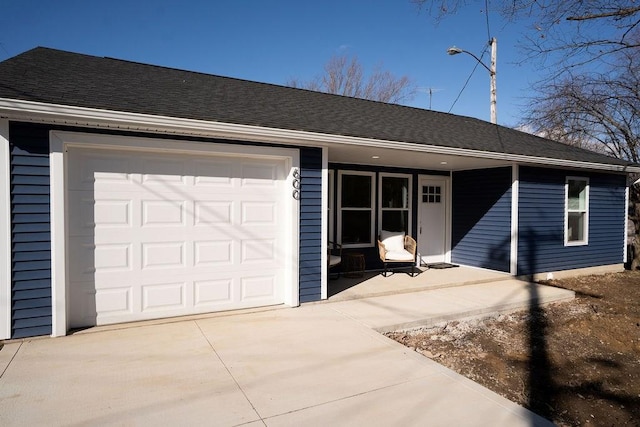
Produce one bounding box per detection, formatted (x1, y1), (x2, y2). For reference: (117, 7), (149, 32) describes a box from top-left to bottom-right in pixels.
(0, 119), (11, 339)
(2, 98), (640, 173)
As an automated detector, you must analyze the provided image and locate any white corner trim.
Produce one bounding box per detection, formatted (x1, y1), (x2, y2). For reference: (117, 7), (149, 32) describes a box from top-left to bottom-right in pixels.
(321, 147), (329, 300)
(624, 186), (629, 263)
(0, 119), (11, 339)
(510, 164), (519, 275)
(49, 132), (67, 337)
(2, 98), (639, 173)
(286, 151), (301, 308)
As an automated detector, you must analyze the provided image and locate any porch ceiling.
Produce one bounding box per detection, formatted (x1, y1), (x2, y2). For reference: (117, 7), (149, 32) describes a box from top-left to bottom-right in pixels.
(327, 142), (512, 171)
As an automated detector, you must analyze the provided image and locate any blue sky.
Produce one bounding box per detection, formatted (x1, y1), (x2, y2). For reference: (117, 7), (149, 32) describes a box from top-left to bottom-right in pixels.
(1, 0), (542, 126)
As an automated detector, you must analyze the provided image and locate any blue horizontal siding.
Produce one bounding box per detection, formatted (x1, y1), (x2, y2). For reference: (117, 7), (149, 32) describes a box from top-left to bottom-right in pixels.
(7, 123), (325, 334)
(13, 288), (51, 299)
(11, 325), (52, 339)
(517, 167), (626, 276)
(299, 147), (323, 302)
(10, 122), (52, 338)
(451, 167), (512, 272)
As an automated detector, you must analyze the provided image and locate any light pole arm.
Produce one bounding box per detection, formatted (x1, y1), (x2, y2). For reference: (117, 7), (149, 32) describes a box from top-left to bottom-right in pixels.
(455, 50), (494, 75)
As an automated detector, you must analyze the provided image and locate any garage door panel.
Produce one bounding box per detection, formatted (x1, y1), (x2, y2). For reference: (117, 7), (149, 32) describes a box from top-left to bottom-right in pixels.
(67, 150), (135, 191)
(194, 278), (233, 306)
(67, 192), (133, 235)
(141, 241), (186, 270)
(241, 275), (279, 300)
(69, 237), (134, 280)
(140, 156), (189, 186)
(241, 201), (277, 225)
(240, 239), (276, 264)
(95, 286), (133, 316)
(193, 159), (234, 187)
(141, 200), (186, 227)
(194, 240), (233, 266)
(240, 161), (283, 185)
(141, 282), (186, 312)
(67, 146), (292, 328)
(194, 201), (232, 226)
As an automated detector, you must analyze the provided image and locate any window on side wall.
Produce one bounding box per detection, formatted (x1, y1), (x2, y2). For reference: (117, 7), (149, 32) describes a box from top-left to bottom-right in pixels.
(338, 171), (375, 247)
(565, 177), (589, 246)
(379, 173), (411, 235)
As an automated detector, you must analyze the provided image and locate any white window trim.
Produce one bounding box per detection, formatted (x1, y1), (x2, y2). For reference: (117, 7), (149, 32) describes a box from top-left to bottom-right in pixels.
(338, 170), (375, 248)
(378, 172), (412, 236)
(565, 176), (589, 246)
(624, 185), (629, 263)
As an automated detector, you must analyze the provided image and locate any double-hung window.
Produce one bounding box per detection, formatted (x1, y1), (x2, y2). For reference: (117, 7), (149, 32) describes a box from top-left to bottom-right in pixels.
(565, 177), (589, 245)
(379, 173), (411, 235)
(338, 171), (375, 247)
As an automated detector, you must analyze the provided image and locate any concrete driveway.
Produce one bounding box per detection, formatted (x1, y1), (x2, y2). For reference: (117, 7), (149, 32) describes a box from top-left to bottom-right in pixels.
(0, 282), (562, 426)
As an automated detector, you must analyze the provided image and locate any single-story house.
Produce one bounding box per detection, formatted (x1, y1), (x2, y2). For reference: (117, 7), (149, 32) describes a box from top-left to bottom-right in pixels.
(1, 47), (638, 339)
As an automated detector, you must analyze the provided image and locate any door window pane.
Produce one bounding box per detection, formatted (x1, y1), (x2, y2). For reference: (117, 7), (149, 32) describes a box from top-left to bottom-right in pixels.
(422, 185), (441, 203)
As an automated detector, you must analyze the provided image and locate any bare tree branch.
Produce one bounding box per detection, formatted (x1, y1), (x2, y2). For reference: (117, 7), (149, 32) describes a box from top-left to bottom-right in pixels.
(567, 6), (640, 21)
(287, 54), (416, 104)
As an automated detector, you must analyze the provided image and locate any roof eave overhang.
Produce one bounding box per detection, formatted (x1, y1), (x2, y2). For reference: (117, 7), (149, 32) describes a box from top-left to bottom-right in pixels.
(2, 98), (639, 174)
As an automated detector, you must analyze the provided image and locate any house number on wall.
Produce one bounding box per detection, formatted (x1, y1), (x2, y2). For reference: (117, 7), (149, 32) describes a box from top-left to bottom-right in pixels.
(292, 168), (301, 200)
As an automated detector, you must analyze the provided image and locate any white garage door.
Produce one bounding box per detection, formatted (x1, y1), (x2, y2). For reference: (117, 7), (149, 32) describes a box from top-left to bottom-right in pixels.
(67, 146), (292, 328)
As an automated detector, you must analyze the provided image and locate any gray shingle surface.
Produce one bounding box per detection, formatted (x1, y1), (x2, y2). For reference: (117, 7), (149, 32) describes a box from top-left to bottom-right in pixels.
(0, 47), (635, 168)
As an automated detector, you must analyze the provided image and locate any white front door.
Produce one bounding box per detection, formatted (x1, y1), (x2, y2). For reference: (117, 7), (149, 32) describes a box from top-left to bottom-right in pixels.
(417, 176), (449, 265)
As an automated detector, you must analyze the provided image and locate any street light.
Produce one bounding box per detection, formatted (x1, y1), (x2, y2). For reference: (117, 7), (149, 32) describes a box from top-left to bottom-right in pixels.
(447, 37), (497, 124)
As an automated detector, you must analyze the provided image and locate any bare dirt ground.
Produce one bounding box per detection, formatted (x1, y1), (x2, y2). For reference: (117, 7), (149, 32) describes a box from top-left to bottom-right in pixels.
(386, 271), (640, 427)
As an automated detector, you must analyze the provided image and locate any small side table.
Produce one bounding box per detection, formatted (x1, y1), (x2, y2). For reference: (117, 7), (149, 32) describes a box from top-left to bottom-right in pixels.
(343, 252), (365, 278)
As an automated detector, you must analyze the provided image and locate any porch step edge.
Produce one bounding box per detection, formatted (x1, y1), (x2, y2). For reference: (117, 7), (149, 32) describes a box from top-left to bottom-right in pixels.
(326, 273), (514, 303)
(372, 291), (575, 334)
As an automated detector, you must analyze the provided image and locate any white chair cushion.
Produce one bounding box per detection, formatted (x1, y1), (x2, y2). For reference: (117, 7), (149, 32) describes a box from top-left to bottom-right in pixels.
(380, 230), (405, 253)
(384, 249), (414, 261)
(329, 254), (341, 267)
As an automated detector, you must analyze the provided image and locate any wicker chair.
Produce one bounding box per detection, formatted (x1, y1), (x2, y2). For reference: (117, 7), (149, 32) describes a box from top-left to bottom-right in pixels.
(328, 241), (342, 279)
(377, 230), (417, 277)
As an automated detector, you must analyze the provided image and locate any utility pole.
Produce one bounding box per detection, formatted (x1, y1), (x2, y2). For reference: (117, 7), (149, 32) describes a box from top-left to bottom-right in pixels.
(489, 37), (497, 125)
(447, 38), (498, 124)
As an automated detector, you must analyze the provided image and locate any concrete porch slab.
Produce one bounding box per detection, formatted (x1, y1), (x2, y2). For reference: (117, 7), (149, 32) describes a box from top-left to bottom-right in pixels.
(328, 265), (512, 301)
(327, 279), (575, 333)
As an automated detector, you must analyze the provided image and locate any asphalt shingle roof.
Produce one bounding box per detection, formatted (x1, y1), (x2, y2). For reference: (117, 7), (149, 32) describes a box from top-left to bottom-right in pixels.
(0, 47), (635, 169)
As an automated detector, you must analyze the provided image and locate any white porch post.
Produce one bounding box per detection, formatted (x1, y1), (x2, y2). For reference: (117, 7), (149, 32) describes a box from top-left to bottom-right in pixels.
(321, 146), (329, 300)
(510, 163), (519, 275)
